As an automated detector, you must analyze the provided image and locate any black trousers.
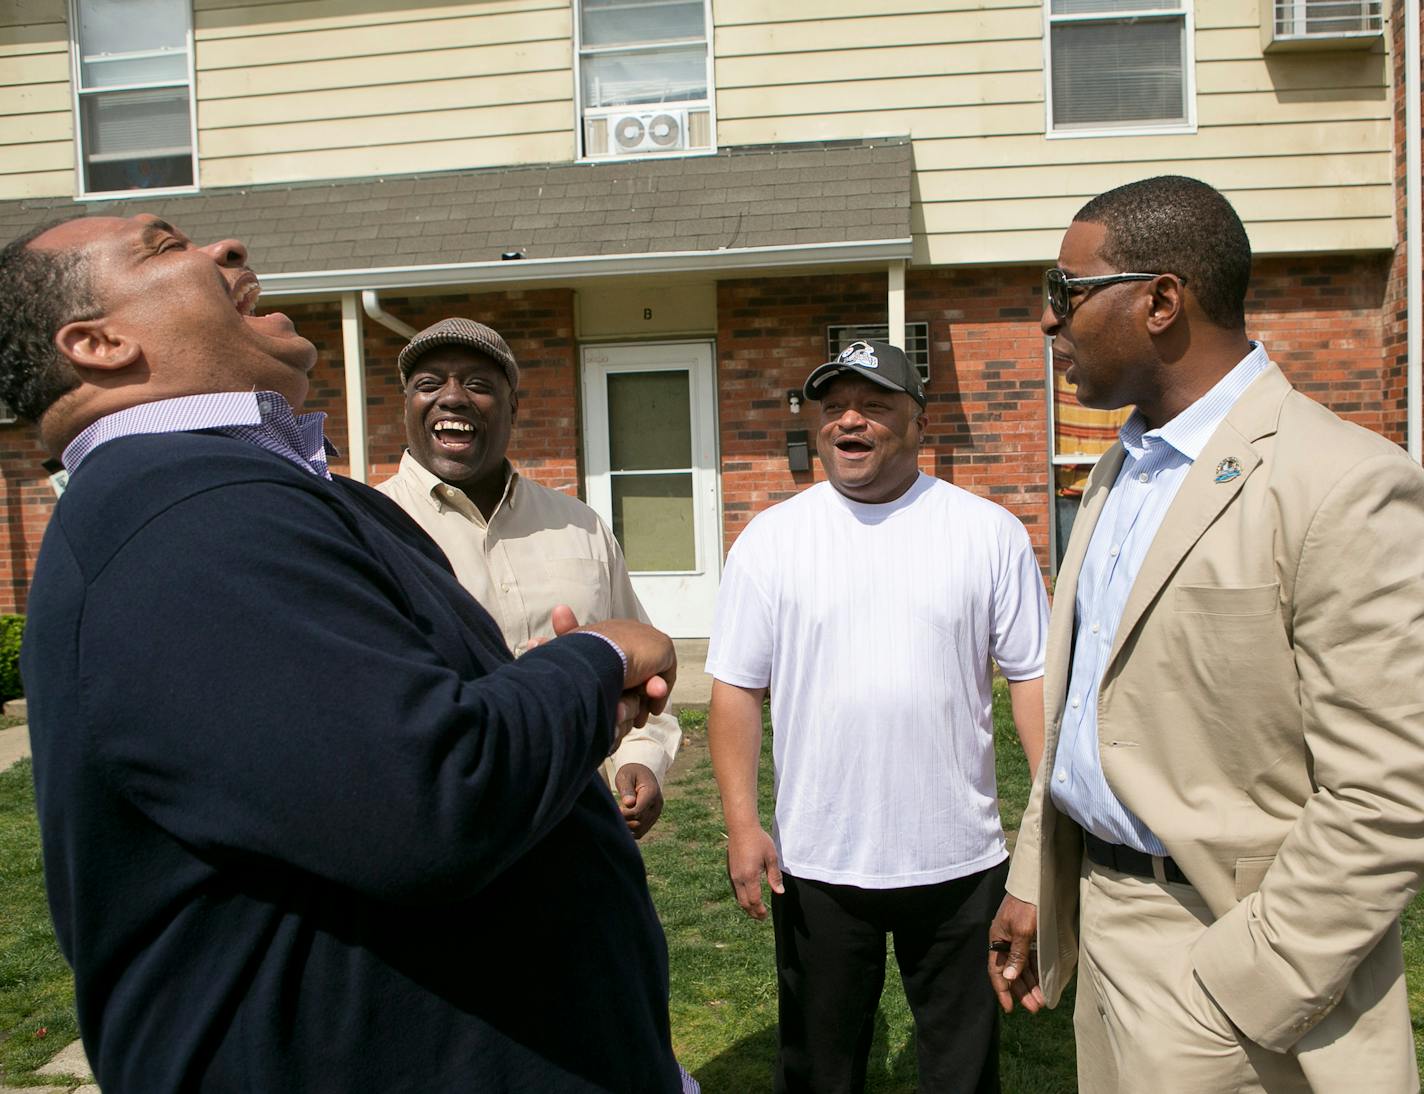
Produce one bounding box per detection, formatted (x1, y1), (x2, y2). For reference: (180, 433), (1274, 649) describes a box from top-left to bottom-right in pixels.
(770, 861), (1007, 1094)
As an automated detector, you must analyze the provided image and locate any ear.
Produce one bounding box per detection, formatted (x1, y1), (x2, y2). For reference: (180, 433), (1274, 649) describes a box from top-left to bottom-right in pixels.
(508, 387), (519, 423)
(1144, 274), (1186, 336)
(54, 319), (141, 372)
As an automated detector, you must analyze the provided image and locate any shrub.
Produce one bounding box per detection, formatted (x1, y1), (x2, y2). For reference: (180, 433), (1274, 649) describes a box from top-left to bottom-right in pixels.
(0, 615), (23, 703)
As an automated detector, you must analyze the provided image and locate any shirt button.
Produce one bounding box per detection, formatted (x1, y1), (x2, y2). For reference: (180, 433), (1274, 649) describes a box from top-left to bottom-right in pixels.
(1138, 472), (1149, 483)
(1109, 545), (1120, 557)
(1090, 622), (1100, 634)
(1070, 695), (1081, 709)
(1056, 771), (1067, 783)
(500, 584), (510, 592)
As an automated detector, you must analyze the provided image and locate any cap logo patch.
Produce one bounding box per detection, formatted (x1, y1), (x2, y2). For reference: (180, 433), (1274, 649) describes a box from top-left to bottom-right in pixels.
(838, 341), (879, 370)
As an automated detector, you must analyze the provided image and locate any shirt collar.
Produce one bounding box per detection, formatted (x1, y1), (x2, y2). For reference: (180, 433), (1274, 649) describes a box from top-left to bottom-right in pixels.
(398, 450), (519, 521)
(63, 390), (335, 474)
(1119, 341), (1271, 462)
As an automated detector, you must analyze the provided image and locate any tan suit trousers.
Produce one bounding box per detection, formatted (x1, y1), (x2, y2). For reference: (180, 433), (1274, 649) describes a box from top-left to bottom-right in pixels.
(1072, 859), (1414, 1094)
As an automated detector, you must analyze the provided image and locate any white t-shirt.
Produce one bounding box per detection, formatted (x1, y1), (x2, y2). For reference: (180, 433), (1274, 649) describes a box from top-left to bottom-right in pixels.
(705, 474), (1048, 889)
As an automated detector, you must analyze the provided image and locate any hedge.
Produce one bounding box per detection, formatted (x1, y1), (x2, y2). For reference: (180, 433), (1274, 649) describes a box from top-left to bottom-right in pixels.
(0, 615), (22, 703)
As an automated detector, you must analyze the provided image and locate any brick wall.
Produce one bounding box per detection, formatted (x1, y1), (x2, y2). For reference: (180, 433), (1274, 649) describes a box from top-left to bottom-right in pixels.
(716, 268), (1054, 566)
(1248, 253), (1393, 436)
(0, 423), (56, 615)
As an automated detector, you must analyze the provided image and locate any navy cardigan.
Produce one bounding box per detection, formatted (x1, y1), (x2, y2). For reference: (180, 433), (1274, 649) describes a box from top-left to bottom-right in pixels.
(22, 432), (678, 1093)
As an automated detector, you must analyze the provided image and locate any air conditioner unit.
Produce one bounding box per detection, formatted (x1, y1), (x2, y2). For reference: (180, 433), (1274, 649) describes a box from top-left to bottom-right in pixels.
(1262, 0), (1383, 50)
(609, 109), (689, 155)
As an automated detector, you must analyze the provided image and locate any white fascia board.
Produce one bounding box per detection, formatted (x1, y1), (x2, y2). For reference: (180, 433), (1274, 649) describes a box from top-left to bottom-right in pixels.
(257, 238), (914, 298)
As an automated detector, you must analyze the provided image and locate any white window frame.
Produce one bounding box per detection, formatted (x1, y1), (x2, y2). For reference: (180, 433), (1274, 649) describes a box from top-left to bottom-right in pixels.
(0, 400), (17, 425)
(1043, 0), (1197, 141)
(827, 322), (932, 387)
(573, 0), (717, 163)
(68, 0), (200, 199)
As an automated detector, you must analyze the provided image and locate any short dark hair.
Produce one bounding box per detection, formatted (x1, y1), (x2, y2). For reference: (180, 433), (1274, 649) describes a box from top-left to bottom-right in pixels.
(0, 219), (98, 422)
(1073, 176), (1251, 330)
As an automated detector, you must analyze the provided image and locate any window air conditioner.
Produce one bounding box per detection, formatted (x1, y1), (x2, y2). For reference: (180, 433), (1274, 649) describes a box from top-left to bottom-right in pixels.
(1263, 0), (1383, 50)
(610, 109), (689, 155)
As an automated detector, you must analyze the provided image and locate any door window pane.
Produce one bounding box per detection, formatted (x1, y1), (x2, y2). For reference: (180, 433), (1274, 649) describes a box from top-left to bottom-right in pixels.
(608, 371), (692, 470)
(612, 474), (695, 570)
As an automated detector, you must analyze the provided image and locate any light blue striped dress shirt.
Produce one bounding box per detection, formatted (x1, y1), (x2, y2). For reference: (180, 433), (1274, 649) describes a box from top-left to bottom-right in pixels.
(1049, 343), (1270, 853)
(63, 391), (334, 478)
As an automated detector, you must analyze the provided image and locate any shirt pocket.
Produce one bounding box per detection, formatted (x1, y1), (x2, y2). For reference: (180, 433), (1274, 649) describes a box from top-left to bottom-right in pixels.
(1173, 583), (1280, 616)
(524, 557), (612, 632)
(1233, 854), (1276, 900)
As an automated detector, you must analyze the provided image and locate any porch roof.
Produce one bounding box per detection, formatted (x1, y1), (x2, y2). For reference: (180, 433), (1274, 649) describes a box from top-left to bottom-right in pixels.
(0, 138), (914, 294)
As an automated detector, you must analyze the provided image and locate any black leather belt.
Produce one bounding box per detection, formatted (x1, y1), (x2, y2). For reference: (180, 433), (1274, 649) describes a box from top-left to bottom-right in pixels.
(1084, 832), (1191, 886)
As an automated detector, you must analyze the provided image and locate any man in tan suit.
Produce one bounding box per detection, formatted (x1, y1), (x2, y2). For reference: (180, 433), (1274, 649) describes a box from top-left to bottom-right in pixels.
(989, 176), (1424, 1091)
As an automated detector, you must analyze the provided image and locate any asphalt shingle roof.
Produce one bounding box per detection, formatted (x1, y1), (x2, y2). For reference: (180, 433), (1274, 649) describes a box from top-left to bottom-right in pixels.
(0, 139), (912, 276)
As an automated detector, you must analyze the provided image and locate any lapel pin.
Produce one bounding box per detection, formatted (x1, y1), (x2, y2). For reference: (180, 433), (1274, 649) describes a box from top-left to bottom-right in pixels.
(1214, 456), (1242, 484)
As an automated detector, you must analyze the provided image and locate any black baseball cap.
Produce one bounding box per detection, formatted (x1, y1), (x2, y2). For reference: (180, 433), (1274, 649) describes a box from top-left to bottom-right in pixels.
(803, 340), (926, 408)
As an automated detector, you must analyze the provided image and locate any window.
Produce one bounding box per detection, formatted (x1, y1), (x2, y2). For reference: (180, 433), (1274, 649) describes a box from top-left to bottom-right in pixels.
(576, 0), (713, 159)
(69, 0), (197, 196)
(1045, 0), (1194, 135)
(0, 400), (17, 425)
(827, 323), (932, 386)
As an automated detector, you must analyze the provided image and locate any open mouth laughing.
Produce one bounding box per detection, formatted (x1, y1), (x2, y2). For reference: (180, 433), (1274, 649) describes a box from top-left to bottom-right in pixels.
(431, 418), (477, 452)
(833, 434), (874, 458)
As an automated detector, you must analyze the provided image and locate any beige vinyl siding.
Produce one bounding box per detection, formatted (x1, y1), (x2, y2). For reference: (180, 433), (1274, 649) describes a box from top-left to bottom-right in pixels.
(715, 0), (1395, 265)
(193, 0), (576, 188)
(0, 0), (72, 200)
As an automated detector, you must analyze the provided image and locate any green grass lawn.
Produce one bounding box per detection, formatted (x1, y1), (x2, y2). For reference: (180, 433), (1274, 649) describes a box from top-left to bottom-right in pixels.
(0, 759), (79, 1087)
(0, 692), (1421, 1090)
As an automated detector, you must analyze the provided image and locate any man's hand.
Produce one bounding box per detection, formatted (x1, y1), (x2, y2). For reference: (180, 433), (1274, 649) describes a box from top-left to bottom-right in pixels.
(615, 762), (664, 839)
(726, 826), (783, 921)
(551, 605), (677, 729)
(988, 893), (1046, 1014)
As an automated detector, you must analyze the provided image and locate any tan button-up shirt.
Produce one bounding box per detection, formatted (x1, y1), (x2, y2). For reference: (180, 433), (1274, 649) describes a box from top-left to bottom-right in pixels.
(378, 451), (680, 785)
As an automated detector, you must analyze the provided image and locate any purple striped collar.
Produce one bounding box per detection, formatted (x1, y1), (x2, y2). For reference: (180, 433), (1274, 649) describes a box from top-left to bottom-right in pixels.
(63, 391), (336, 479)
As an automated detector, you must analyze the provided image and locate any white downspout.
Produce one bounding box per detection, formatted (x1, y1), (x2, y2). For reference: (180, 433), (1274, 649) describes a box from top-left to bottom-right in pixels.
(361, 289), (418, 340)
(1406, 0), (1421, 461)
(340, 293), (369, 484)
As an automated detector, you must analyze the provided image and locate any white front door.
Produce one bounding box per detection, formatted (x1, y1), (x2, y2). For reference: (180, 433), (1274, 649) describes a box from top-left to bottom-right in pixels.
(581, 341), (721, 637)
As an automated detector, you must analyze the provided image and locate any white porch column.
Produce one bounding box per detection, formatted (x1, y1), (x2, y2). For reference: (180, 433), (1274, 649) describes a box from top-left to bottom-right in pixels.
(888, 259), (906, 347)
(340, 292), (369, 484)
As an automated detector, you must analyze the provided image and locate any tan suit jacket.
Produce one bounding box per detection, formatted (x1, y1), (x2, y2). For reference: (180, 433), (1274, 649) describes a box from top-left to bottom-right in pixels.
(1007, 363), (1424, 1081)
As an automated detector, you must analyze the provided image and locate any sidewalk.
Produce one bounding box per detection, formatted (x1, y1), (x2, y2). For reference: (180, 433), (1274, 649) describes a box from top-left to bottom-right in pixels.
(669, 638), (711, 712)
(0, 723), (28, 772)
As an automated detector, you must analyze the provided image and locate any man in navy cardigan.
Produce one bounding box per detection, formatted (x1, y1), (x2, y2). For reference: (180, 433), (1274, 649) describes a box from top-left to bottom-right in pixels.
(0, 213), (683, 1093)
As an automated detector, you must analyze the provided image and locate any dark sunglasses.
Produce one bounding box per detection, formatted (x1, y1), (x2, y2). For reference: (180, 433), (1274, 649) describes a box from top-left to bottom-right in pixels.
(1044, 268), (1184, 320)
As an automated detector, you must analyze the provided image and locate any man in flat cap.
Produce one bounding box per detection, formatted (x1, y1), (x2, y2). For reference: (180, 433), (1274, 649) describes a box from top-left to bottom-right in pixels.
(3, 214), (682, 1092)
(705, 339), (1049, 1092)
(379, 317), (680, 837)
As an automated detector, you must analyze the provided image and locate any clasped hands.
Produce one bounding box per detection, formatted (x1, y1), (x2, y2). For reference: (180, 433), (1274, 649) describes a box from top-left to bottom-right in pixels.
(547, 604), (677, 741)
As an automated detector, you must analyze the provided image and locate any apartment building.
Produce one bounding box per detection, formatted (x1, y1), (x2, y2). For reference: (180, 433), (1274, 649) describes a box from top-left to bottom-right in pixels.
(0, 0), (1417, 633)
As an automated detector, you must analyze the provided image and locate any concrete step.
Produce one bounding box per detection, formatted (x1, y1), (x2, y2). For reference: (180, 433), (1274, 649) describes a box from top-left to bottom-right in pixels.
(2, 697), (26, 718)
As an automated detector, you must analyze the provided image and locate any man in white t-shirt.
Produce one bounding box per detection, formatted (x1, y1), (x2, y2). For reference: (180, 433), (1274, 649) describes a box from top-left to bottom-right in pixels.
(706, 340), (1048, 1093)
